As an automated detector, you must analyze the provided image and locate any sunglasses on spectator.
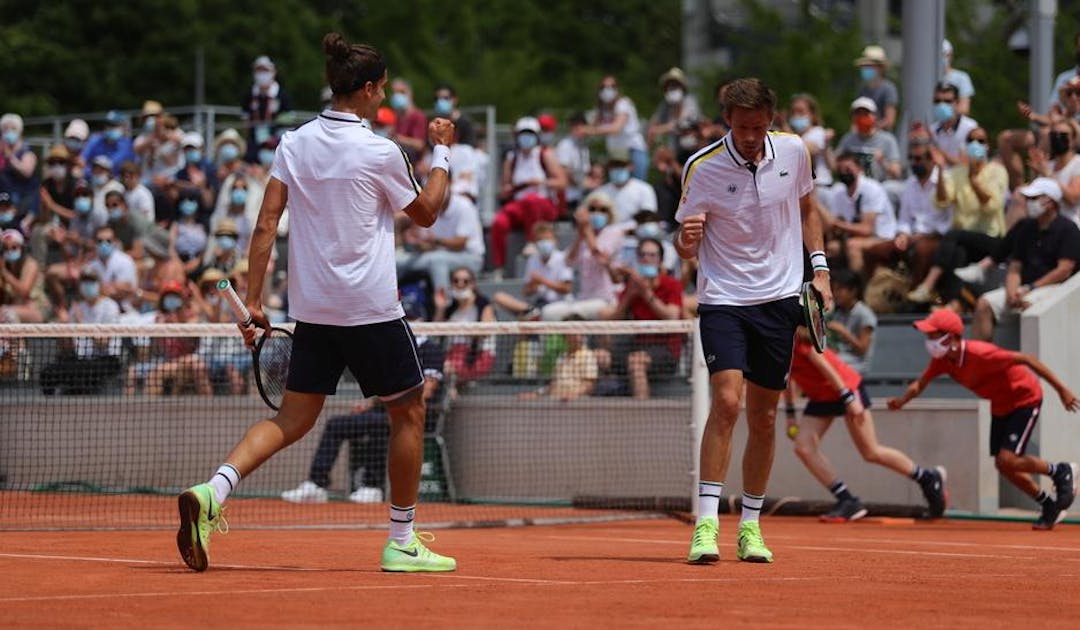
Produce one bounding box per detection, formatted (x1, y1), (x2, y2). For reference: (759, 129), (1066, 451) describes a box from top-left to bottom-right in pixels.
(588, 205), (609, 212)
(969, 137), (988, 144)
(46, 160), (67, 166)
(932, 98), (955, 104)
(451, 276), (472, 286)
(1065, 90), (1080, 97)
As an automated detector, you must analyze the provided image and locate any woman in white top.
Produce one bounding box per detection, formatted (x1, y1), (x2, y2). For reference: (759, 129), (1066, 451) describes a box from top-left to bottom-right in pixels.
(787, 93), (833, 199)
(586, 75), (649, 180)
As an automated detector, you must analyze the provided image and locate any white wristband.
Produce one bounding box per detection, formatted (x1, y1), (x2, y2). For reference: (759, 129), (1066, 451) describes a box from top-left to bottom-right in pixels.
(430, 145), (451, 173)
(810, 250), (828, 272)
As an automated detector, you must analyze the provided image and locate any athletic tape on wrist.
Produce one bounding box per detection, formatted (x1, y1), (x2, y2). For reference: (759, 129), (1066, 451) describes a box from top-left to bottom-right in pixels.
(810, 250), (828, 272)
(431, 145), (450, 173)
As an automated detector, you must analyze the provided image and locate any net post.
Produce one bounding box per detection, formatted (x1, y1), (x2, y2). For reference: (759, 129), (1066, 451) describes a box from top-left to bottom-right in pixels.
(689, 316), (709, 520)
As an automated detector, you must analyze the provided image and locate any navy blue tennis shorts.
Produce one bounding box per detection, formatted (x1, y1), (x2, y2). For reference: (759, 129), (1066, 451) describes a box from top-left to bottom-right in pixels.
(990, 404), (1041, 456)
(287, 318), (424, 399)
(803, 383), (872, 418)
(698, 296), (801, 391)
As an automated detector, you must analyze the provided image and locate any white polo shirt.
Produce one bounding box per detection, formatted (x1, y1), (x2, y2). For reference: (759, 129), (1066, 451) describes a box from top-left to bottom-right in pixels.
(270, 110), (420, 326)
(897, 168), (952, 235)
(675, 131), (813, 306)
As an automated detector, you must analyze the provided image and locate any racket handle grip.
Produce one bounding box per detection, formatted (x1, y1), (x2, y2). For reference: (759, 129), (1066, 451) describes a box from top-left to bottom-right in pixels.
(216, 278), (253, 327)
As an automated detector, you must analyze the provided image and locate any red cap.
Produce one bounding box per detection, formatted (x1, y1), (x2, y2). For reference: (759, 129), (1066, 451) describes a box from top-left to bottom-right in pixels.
(160, 280), (186, 297)
(375, 106), (397, 127)
(537, 113), (557, 132)
(913, 309), (963, 336)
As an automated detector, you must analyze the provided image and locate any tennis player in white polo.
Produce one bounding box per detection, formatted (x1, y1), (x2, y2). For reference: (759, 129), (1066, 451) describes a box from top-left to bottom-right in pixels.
(176, 32), (457, 573)
(675, 77), (832, 565)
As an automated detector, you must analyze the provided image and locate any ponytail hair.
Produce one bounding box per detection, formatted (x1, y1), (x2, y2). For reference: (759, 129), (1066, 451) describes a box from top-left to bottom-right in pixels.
(322, 32), (386, 95)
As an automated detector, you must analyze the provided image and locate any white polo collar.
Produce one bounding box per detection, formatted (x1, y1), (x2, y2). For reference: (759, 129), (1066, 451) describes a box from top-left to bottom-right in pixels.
(723, 132), (775, 171)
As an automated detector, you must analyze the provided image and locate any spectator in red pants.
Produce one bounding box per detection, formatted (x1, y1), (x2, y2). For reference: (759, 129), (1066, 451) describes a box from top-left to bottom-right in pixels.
(490, 116), (567, 273)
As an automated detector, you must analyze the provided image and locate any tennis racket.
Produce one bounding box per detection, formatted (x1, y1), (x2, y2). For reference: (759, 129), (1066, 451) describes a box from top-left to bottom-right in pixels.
(800, 281), (827, 354)
(216, 278), (292, 411)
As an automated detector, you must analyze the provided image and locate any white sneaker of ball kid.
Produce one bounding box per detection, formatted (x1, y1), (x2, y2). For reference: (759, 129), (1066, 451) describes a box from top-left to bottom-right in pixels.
(349, 487), (384, 503)
(953, 263), (986, 284)
(281, 480), (328, 504)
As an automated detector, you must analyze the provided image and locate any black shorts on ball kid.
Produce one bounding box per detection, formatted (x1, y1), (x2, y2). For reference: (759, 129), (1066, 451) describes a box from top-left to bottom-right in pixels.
(803, 383), (872, 418)
(286, 318), (424, 400)
(698, 296), (801, 391)
(989, 404), (1041, 456)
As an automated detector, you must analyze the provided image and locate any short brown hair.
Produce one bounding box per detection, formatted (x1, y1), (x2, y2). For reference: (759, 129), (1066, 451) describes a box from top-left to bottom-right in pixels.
(722, 78), (776, 116)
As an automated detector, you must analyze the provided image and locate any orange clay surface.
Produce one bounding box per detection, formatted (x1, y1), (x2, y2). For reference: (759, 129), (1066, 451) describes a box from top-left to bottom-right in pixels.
(4, 516), (1080, 629)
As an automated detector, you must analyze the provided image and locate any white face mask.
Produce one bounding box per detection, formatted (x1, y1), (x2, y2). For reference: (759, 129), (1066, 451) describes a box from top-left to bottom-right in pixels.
(450, 287), (474, 302)
(924, 335), (951, 359)
(1026, 198), (1048, 219)
(664, 88), (684, 105)
(599, 87), (618, 104)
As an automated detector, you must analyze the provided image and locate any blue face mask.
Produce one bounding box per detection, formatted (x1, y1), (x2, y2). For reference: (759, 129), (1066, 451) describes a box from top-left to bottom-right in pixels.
(74, 197), (92, 214)
(65, 138), (83, 152)
(217, 235), (237, 251)
(0, 210), (14, 224)
(185, 149), (202, 164)
(162, 294), (183, 312)
(218, 144), (240, 163)
(178, 199), (199, 216)
(79, 281), (100, 300)
(609, 168), (631, 185)
(966, 141), (988, 162)
(97, 240), (114, 259)
(932, 102), (955, 123)
(517, 133), (538, 151)
(4, 248), (21, 263)
(434, 97), (454, 116)
(390, 93), (409, 111)
(105, 127), (123, 142)
(3, 130), (19, 145)
(230, 188), (248, 206)
(590, 213), (609, 230)
(92, 173), (109, 188)
(108, 209), (124, 222)
(637, 263), (659, 279)
(258, 149), (275, 166)
(636, 222), (662, 239)
(789, 115), (811, 133)
(143, 117), (156, 133)
(859, 66), (877, 83)
(535, 239), (555, 258)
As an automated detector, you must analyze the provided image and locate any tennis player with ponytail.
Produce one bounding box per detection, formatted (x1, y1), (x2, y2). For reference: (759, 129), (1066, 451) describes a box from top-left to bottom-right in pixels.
(675, 77), (831, 564)
(176, 32), (457, 573)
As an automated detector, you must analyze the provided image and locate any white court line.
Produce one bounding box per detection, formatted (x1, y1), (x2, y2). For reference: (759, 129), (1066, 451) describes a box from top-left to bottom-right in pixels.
(787, 545), (1036, 560)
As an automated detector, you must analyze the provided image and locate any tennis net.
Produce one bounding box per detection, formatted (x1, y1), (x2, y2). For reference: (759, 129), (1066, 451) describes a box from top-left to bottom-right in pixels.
(0, 320), (701, 531)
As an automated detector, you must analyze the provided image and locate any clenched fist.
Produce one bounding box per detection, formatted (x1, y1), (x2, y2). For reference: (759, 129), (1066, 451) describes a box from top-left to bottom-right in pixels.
(428, 118), (455, 147)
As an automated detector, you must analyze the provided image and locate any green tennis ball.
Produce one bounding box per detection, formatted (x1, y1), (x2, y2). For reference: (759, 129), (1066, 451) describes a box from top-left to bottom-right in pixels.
(787, 424), (799, 439)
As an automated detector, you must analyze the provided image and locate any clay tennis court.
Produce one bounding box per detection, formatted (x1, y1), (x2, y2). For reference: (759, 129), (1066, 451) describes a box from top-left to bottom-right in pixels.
(4, 515), (1079, 628)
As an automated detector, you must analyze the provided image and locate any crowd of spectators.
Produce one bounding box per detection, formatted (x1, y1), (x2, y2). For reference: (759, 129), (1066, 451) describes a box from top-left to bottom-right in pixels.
(5, 36), (1080, 400)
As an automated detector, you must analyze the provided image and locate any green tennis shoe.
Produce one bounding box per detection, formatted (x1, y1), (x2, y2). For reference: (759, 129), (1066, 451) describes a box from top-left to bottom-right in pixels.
(736, 520), (773, 563)
(176, 483), (228, 572)
(687, 516), (720, 564)
(381, 532), (457, 572)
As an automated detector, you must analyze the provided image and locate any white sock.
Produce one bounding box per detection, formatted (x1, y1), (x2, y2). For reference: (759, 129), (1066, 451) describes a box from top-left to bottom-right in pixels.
(389, 504), (415, 545)
(740, 491), (765, 523)
(208, 464), (240, 504)
(698, 481), (723, 521)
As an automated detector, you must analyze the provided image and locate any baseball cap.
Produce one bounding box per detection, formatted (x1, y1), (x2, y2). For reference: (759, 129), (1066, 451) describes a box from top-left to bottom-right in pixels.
(252, 55), (275, 71)
(1, 228), (24, 246)
(537, 114), (558, 132)
(942, 38), (953, 56)
(104, 110), (128, 126)
(160, 280), (185, 298)
(913, 309), (963, 337)
(514, 116), (541, 135)
(375, 106), (397, 127)
(64, 119), (89, 141)
(1018, 177), (1063, 203)
(141, 100), (164, 117)
(181, 132), (204, 149)
(91, 155), (114, 171)
(606, 147), (631, 165)
(850, 97), (878, 114)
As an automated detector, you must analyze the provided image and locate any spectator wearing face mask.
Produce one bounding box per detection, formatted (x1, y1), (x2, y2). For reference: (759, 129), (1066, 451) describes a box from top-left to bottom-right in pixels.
(388, 78), (428, 163)
(940, 39), (975, 116)
(822, 151), (897, 276)
(433, 83), (476, 147)
(0, 228), (49, 323)
(584, 75), (649, 181)
(930, 82), (979, 167)
(490, 117), (568, 274)
(63, 119), (90, 176)
(88, 156), (124, 214)
(243, 56), (292, 164)
(595, 149), (658, 225)
(554, 113), (592, 209)
(786, 93), (834, 200)
(202, 219), (243, 276)
(41, 268), (123, 395)
(492, 221), (573, 320)
(44, 179), (105, 311)
(647, 67), (702, 153)
(84, 224), (138, 309)
(176, 132), (219, 211)
(971, 178), (1080, 342)
(212, 128), (248, 183)
(172, 188), (209, 278)
(132, 101), (185, 187)
(372, 106), (397, 139)
(103, 190), (150, 259)
(0, 113), (39, 218)
(35, 145), (79, 262)
(80, 110), (136, 180)
(545, 191), (622, 321)
(433, 267), (498, 391)
(832, 97), (902, 183)
(125, 280), (210, 396)
(854, 45), (898, 131)
(1019, 116), (1080, 229)
(213, 166), (261, 243)
(617, 210), (677, 278)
